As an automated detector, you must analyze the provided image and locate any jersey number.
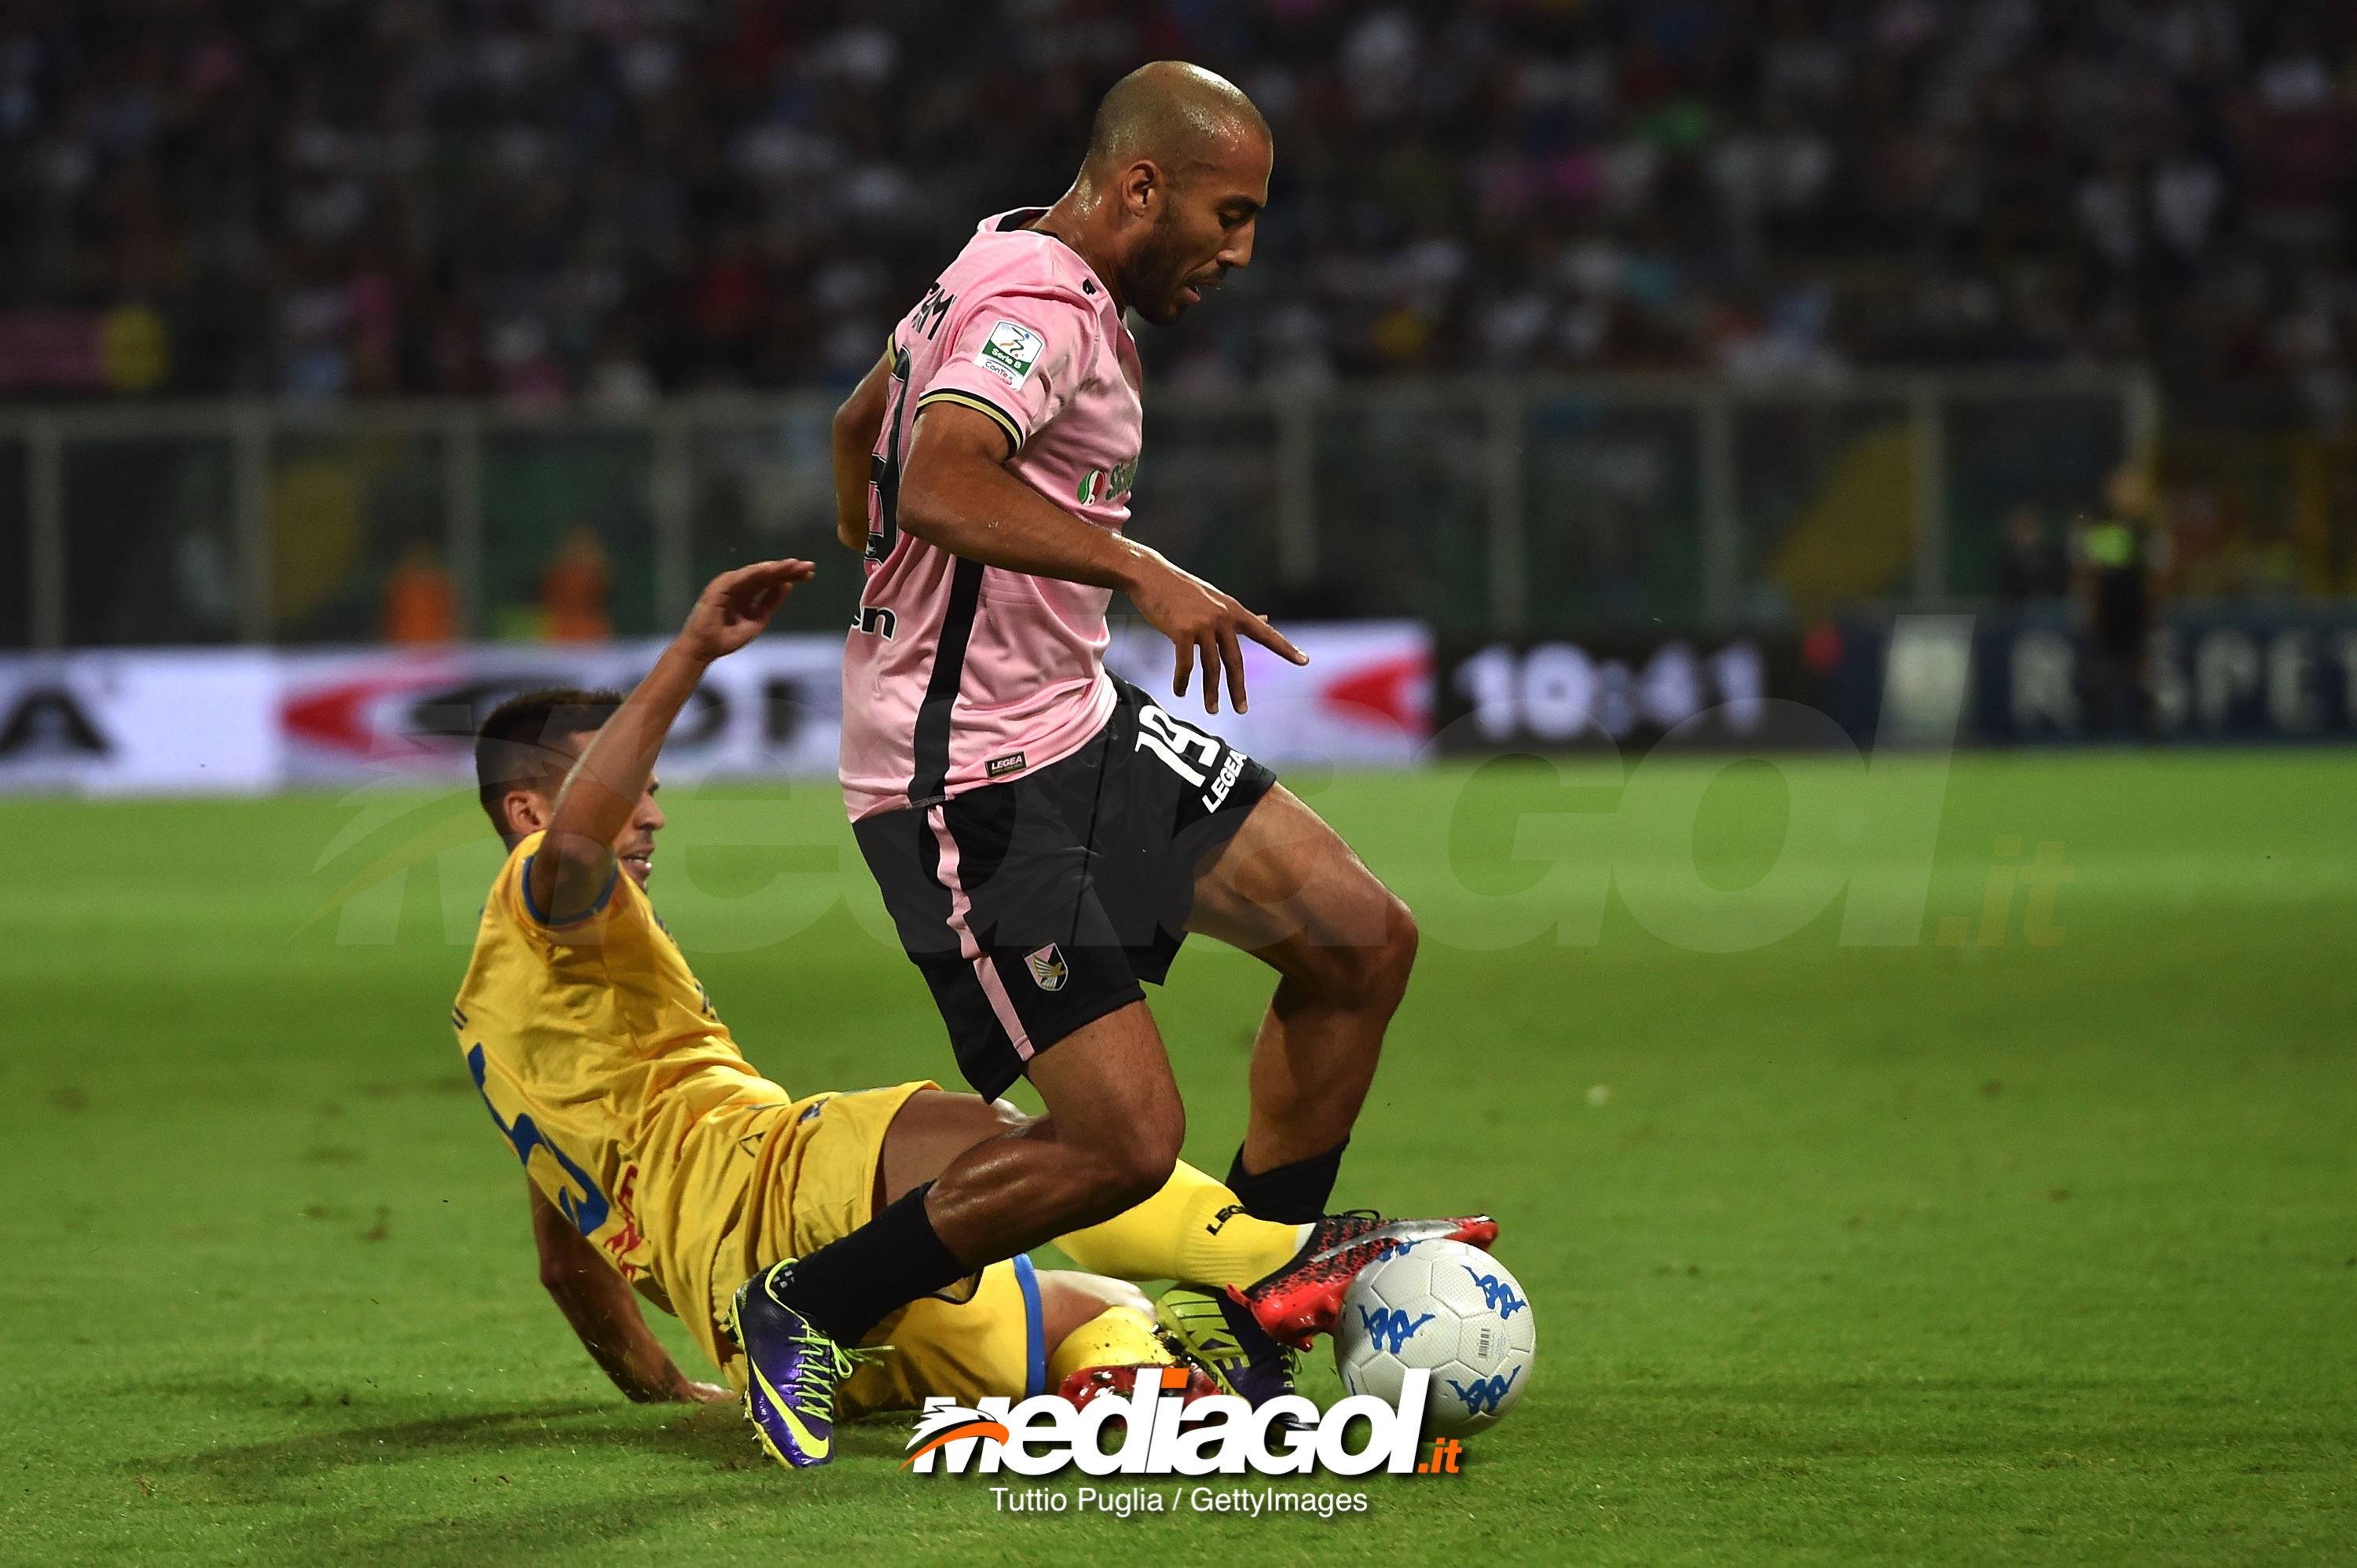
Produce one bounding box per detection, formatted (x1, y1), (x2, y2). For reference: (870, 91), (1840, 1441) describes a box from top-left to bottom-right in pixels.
(1135, 704), (1225, 787)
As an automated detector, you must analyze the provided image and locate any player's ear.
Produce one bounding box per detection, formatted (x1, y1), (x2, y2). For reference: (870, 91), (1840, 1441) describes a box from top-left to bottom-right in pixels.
(504, 787), (552, 836)
(1121, 157), (1164, 222)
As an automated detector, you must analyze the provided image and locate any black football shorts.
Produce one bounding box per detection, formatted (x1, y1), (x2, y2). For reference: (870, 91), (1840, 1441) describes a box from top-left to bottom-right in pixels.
(853, 676), (1277, 1100)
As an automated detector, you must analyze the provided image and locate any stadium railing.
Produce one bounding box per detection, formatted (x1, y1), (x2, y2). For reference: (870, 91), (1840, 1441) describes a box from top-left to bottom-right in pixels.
(0, 369), (2154, 652)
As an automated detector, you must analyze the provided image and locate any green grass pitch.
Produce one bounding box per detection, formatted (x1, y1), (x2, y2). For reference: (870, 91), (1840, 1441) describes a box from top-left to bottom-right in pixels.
(3, 753), (2353, 1564)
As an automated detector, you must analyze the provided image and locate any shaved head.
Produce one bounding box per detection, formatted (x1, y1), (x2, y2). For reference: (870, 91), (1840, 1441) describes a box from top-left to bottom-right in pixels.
(1084, 61), (1269, 185)
(1036, 60), (1271, 326)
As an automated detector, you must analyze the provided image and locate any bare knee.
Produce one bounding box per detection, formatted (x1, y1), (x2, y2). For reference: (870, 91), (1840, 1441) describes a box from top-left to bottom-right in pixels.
(1072, 1117), (1182, 1226)
(1301, 892), (1418, 1015)
(1102, 1123), (1182, 1211)
(1376, 896), (1419, 1000)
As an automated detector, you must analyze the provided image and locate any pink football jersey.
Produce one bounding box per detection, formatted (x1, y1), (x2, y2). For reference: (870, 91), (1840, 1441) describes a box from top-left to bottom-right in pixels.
(840, 208), (1145, 820)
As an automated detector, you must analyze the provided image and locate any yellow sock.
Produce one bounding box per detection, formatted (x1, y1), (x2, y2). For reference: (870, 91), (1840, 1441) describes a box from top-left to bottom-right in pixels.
(1054, 1160), (1308, 1287)
(1046, 1304), (1171, 1387)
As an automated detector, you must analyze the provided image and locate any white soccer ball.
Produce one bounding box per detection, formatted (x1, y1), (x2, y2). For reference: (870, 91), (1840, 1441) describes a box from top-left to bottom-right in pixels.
(1332, 1237), (1535, 1436)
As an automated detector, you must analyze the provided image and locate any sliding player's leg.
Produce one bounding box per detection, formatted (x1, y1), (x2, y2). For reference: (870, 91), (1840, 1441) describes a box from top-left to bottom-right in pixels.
(838, 1262), (1183, 1420)
(1036, 1273), (1171, 1390)
(1186, 782), (1420, 1224)
(1054, 1155), (1306, 1285)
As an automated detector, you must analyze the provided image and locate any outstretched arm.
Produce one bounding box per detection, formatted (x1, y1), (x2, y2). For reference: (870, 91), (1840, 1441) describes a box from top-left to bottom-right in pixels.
(529, 1182), (731, 1404)
(896, 402), (1306, 716)
(526, 558), (813, 923)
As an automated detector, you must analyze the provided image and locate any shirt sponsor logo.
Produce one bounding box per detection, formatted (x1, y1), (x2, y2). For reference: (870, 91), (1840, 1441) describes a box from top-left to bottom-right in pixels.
(986, 750), (1027, 778)
(1076, 456), (1139, 508)
(1025, 943), (1068, 991)
(854, 605), (898, 639)
(977, 321), (1045, 390)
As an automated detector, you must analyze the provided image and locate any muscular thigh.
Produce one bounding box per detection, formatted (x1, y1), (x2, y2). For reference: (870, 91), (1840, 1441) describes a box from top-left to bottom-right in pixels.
(1186, 783), (1398, 956)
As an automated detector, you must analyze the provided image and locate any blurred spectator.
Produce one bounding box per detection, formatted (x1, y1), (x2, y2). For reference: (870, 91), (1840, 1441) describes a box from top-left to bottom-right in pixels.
(381, 539), (456, 644)
(0, 0), (2346, 423)
(541, 526), (612, 644)
(2073, 466), (2172, 737)
(1996, 503), (2066, 602)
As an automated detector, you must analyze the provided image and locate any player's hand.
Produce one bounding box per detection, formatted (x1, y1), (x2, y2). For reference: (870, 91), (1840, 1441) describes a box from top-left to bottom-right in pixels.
(1127, 550), (1306, 716)
(678, 559), (815, 663)
(678, 1379), (735, 1405)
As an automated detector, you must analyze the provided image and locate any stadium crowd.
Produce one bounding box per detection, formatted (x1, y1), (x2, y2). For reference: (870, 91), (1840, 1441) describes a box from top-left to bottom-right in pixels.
(0, 1), (2352, 427)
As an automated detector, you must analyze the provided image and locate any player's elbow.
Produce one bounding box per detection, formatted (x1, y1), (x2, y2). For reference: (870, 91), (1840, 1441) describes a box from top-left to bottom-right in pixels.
(831, 394), (878, 460)
(893, 462), (959, 548)
(897, 426), (1006, 551)
(534, 1231), (603, 1299)
(832, 355), (889, 451)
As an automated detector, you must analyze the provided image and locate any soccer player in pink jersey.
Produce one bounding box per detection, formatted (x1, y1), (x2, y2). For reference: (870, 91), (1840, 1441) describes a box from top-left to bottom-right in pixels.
(728, 62), (1491, 1466)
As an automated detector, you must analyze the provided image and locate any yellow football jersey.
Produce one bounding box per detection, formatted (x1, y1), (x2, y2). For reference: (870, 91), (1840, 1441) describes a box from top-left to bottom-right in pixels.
(453, 833), (802, 1374)
(453, 833), (1069, 1412)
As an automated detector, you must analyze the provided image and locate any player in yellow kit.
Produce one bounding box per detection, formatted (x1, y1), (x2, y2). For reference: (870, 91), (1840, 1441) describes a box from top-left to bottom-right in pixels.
(457, 559), (1486, 1453)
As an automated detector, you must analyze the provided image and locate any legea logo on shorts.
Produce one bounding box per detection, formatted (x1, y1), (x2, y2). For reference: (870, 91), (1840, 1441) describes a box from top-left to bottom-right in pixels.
(902, 1367), (1434, 1477)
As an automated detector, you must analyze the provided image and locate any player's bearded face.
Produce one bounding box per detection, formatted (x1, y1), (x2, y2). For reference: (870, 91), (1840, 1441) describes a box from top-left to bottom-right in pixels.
(1128, 207), (1217, 327)
(1127, 144), (1266, 326)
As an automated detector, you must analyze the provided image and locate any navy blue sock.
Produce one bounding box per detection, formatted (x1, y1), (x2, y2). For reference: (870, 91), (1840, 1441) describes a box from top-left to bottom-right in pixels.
(770, 1182), (970, 1346)
(1226, 1140), (1347, 1225)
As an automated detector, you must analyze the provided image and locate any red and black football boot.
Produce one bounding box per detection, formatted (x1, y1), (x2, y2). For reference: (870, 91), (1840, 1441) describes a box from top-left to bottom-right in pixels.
(1230, 1211), (1501, 1350)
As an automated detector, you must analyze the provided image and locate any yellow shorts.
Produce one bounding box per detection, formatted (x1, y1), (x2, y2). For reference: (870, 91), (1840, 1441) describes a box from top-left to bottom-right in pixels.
(702, 1081), (1047, 1419)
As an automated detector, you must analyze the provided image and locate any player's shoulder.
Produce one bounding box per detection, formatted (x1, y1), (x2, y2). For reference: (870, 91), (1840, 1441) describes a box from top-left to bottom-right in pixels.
(943, 210), (1105, 318)
(472, 831), (537, 929)
(488, 832), (541, 904)
(484, 830), (636, 933)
